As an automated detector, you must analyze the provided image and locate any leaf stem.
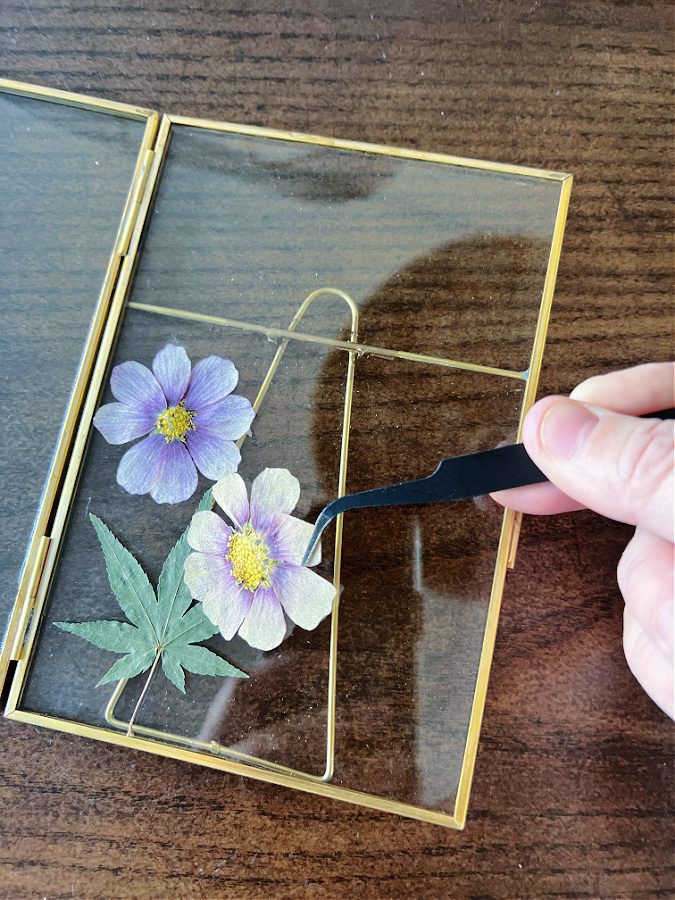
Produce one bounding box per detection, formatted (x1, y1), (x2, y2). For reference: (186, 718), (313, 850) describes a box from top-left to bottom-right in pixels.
(126, 648), (162, 737)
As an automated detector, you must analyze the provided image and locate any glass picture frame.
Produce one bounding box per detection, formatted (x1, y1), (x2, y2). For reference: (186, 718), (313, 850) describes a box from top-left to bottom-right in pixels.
(0, 79), (572, 828)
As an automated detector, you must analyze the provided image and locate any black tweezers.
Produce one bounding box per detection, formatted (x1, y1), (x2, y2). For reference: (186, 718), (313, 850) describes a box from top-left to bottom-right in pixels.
(301, 406), (675, 565)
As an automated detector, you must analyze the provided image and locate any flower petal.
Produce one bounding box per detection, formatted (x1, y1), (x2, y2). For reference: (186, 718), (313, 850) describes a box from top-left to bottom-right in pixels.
(273, 565), (335, 631)
(250, 468), (300, 530)
(197, 395), (255, 440)
(152, 343), (191, 406)
(110, 360), (166, 417)
(93, 401), (154, 445)
(188, 510), (233, 555)
(186, 430), (241, 481)
(212, 473), (250, 529)
(184, 551), (232, 599)
(150, 440), (198, 504)
(237, 586), (287, 651)
(116, 433), (166, 495)
(184, 356), (238, 410)
(270, 513), (321, 566)
(202, 580), (253, 641)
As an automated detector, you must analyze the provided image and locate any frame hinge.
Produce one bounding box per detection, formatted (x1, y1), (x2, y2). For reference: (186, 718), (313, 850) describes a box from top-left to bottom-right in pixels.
(115, 146), (155, 257)
(10, 535), (51, 661)
(506, 511), (523, 570)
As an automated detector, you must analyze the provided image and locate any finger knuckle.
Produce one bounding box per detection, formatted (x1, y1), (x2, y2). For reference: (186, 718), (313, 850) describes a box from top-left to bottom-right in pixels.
(616, 534), (649, 606)
(622, 606), (641, 659)
(615, 419), (674, 499)
(617, 541), (637, 601)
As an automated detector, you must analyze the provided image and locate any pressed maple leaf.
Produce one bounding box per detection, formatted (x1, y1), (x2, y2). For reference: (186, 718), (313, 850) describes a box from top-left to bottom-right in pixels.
(57, 494), (247, 694)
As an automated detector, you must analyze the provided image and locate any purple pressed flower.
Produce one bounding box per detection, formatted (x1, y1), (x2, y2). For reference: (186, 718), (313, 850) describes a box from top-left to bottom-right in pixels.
(184, 469), (335, 651)
(93, 344), (255, 504)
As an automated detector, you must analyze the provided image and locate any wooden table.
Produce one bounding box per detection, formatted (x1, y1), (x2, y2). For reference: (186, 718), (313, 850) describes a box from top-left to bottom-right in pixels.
(0, 2), (672, 896)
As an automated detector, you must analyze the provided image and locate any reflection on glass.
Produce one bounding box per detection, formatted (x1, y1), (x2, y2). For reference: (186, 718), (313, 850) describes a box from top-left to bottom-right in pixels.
(136, 126), (561, 370)
(0, 92), (145, 660)
(326, 356), (521, 809)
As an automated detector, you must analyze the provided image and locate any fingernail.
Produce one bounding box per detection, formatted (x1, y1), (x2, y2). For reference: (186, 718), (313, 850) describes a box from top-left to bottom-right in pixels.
(655, 602), (674, 658)
(540, 400), (599, 459)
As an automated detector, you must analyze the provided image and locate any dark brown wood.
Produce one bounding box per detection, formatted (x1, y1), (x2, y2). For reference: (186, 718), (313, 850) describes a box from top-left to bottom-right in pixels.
(0, 2), (673, 897)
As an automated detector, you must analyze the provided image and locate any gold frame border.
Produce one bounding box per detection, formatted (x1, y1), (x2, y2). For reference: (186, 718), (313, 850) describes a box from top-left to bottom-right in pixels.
(0, 79), (158, 688)
(453, 174), (573, 826)
(167, 114), (570, 181)
(2, 97), (573, 829)
(8, 706), (464, 828)
(4, 115), (169, 701)
(0, 77), (156, 120)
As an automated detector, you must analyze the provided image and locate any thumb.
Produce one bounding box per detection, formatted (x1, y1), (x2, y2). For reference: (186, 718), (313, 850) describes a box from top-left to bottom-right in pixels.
(522, 396), (675, 541)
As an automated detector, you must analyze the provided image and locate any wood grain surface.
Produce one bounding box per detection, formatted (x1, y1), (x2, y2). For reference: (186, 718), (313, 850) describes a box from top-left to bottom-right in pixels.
(0, 1), (673, 897)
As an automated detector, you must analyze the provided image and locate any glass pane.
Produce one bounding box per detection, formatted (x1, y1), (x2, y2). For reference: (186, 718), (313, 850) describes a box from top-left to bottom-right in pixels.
(331, 357), (522, 809)
(0, 92), (146, 654)
(21, 306), (350, 779)
(134, 125), (562, 372)
(16, 120), (566, 824)
(22, 303), (523, 809)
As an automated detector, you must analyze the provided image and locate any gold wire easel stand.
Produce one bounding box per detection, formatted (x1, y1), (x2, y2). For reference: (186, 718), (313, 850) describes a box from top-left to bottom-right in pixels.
(104, 287), (359, 784)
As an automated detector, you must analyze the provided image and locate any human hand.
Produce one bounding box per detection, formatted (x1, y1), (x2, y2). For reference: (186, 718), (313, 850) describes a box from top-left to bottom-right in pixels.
(492, 362), (674, 719)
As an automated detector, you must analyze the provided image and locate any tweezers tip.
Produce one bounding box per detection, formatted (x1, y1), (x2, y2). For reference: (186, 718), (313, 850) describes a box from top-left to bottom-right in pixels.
(301, 534), (320, 567)
(301, 509), (334, 566)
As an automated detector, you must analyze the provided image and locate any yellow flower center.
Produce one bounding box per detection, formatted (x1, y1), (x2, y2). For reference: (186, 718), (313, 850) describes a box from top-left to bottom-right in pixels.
(156, 402), (196, 443)
(228, 525), (273, 592)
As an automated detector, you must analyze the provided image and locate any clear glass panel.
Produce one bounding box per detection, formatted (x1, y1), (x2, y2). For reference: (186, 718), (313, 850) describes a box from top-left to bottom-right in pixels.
(17, 121), (565, 822)
(135, 126), (562, 371)
(22, 308), (523, 808)
(331, 357), (521, 809)
(0, 91), (146, 659)
(21, 306), (349, 779)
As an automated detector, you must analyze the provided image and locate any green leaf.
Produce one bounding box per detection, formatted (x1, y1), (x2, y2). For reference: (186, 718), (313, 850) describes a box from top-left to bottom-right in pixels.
(57, 498), (247, 696)
(97, 649), (156, 687)
(164, 602), (217, 646)
(56, 620), (143, 654)
(197, 488), (214, 513)
(161, 651), (186, 693)
(176, 644), (247, 679)
(156, 531), (194, 640)
(90, 514), (158, 635)
(157, 489), (214, 642)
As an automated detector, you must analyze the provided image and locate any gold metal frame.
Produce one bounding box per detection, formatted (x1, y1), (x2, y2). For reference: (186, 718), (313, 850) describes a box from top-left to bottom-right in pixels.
(2, 94), (573, 829)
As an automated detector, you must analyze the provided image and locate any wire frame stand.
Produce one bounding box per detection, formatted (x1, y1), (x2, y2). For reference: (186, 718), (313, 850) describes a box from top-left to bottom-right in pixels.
(103, 287), (359, 784)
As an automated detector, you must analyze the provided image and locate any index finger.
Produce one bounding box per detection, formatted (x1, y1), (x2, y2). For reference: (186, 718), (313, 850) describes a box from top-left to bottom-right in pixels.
(570, 362), (675, 414)
(492, 362), (675, 517)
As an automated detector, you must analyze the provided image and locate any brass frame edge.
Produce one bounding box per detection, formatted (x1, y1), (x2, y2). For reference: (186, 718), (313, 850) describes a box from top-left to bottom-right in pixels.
(0, 77), (156, 120)
(451, 174), (573, 826)
(2, 115), (167, 708)
(8, 537), (50, 661)
(115, 146), (156, 256)
(503, 174), (574, 570)
(6, 708), (462, 829)
(518, 176), (574, 425)
(166, 114), (571, 181)
(126, 302), (527, 381)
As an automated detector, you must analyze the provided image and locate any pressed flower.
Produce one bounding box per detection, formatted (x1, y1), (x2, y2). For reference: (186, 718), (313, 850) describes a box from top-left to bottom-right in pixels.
(93, 344), (255, 504)
(184, 468), (336, 651)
